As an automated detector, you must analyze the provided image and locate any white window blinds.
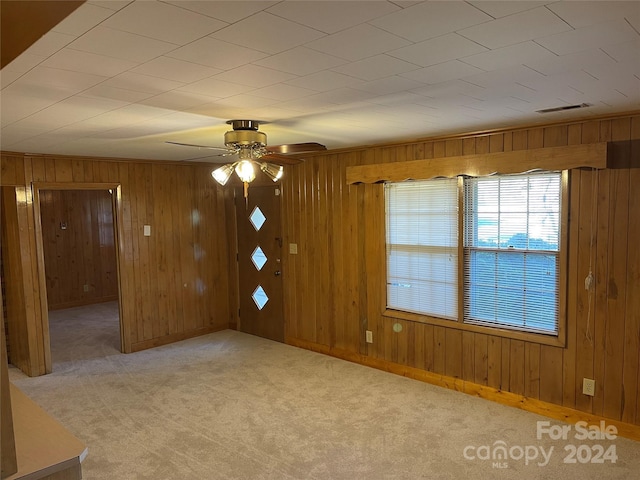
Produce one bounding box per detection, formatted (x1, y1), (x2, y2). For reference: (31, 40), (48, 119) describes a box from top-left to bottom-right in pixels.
(385, 179), (458, 319)
(463, 172), (561, 334)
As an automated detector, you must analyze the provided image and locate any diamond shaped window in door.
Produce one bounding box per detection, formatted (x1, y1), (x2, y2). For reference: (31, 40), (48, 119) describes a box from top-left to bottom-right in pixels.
(249, 206), (266, 231)
(251, 246), (267, 271)
(252, 285), (269, 310)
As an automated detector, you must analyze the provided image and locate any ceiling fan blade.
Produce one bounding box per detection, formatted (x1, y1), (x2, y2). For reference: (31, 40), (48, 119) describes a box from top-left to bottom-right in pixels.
(262, 152), (304, 165)
(165, 141), (229, 152)
(181, 154), (227, 163)
(266, 142), (327, 155)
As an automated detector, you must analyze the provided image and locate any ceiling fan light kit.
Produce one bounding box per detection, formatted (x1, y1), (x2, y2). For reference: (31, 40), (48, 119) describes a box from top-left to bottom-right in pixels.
(173, 119), (326, 197)
(210, 163), (235, 186)
(235, 160), (257, 183)
(211, 159), (283, 189)
(260, 163), (284, 182)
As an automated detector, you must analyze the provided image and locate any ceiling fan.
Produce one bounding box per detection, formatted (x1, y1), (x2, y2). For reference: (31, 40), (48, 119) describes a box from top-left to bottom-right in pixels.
(167, 119), (327, 197)
(166, 119), (327, 166)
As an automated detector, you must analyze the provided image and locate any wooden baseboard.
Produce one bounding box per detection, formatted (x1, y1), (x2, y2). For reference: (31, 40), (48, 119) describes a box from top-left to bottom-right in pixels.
(48, 296), (118, 311)
(131, 325), (227, 352)
(286, 336), (640, 443)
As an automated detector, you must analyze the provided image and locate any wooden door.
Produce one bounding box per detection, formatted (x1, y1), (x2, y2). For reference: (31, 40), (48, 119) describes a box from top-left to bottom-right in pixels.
(235, 185), (284, 342)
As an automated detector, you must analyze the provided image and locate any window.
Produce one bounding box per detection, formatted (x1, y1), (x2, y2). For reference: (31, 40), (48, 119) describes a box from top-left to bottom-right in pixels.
(386, 178), (458, 319)
(385, 171), (563, 337)
(463, 173), (561, 334)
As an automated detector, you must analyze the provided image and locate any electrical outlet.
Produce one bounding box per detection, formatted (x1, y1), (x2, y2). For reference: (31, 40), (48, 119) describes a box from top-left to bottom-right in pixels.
(365, 330), (373, 343)
(583, 378), (595, 396)
(83, 284), (89, 292)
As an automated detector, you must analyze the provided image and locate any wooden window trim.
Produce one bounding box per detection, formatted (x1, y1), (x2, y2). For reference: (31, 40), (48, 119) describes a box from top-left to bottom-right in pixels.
(348, 143), (606, 184)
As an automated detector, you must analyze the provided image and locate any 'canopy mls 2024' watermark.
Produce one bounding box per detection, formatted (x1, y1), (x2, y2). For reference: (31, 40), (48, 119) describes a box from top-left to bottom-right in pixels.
(463, 420), (618, 469)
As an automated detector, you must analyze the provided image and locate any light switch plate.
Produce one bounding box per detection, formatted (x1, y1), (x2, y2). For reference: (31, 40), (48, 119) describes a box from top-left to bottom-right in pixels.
(143, 225), (151, 236)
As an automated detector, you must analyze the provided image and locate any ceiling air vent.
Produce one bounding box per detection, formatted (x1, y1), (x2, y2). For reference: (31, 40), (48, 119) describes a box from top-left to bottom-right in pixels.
(536, 103), (592, 114)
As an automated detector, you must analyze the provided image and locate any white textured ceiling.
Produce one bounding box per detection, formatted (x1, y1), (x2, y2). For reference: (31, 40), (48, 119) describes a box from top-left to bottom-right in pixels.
(1, 0), (639, 163)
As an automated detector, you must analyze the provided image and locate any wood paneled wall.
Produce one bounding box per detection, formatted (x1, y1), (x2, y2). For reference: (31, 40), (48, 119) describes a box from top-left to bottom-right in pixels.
(39, 189), (118, 309)
(0, 154), (231, 375)
(0, 185), (43, 375)
(282, 114), (640, 427)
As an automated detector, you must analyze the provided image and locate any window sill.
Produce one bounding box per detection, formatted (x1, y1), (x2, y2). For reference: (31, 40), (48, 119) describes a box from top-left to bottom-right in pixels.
(383, 309), (566, 348)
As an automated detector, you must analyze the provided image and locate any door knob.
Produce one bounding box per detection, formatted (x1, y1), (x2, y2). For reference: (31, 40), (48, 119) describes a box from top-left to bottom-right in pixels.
(274, 270), (281, 276)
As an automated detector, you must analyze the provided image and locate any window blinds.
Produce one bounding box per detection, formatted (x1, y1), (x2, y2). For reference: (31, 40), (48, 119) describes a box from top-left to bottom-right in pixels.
(385, 179), (458, 319)
(463, 172), (561, 334)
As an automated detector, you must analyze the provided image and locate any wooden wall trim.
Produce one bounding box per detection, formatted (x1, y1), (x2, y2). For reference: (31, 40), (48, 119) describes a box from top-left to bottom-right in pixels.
(287, 337), (640, 442)
(112, 184), (129, 355)
(31, 182), (119, 191)
(30, 187), (51, 373)
(346, 142), (607, 184)
(16, 152), (218, 168)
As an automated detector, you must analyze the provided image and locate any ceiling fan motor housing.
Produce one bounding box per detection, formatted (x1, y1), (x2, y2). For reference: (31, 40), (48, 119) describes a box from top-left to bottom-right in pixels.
(224, 119), (266, 147)
(224, 129), (266, 147)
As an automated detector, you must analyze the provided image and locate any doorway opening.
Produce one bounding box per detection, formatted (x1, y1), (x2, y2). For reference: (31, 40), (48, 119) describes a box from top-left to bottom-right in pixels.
(34, 184), (125, 371)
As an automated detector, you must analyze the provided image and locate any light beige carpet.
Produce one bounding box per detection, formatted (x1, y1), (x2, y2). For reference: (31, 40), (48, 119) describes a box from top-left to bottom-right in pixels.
(8, 303), (640, 479)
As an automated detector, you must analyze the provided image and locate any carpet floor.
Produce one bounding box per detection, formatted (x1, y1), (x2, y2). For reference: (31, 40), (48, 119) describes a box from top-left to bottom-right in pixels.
(8, 302), (640, 479)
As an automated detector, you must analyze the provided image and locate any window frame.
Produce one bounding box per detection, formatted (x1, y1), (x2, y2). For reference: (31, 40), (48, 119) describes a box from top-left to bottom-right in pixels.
(383, 171), (568, 347)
